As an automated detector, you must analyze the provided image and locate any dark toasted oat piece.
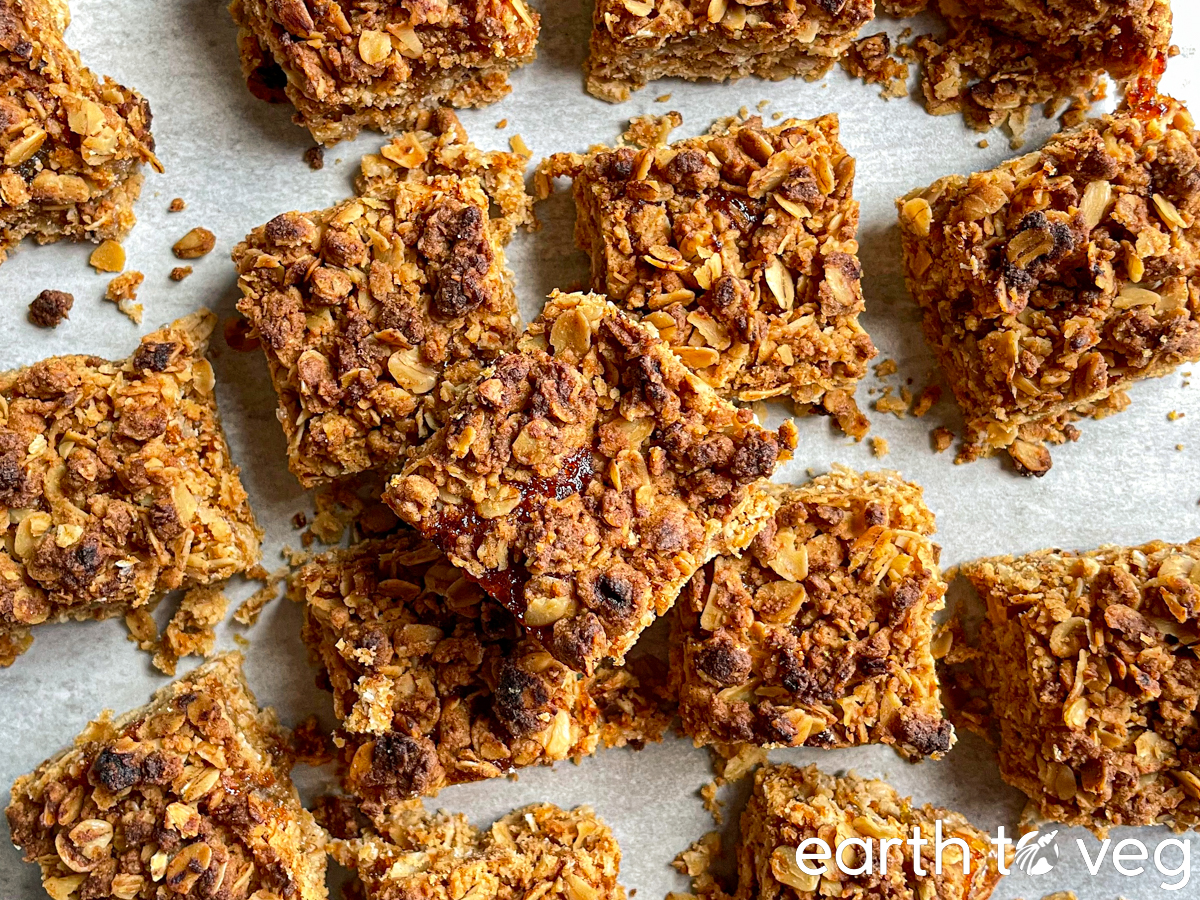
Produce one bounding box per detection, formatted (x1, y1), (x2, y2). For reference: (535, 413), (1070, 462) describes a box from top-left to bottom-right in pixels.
(173, 227), (215, 259)
(541, 114), (876, 432)
(897, 98), (1200, 472)
(7, 653), (327, 900)
(967, 539), (1200, 835)
(28, 290), (73, 328)
(298, 532), (672, 819)
(386, 290), (796, 674)
(229, 0), (540, 145)
(0, 0), (158, 266)
(672, 467), (953, 760)
(0, 311), (261, 666)
(585, 0), (874, 102)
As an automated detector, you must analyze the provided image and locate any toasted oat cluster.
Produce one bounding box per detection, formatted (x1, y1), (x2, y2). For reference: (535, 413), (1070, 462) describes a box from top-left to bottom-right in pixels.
(897, 99), (1200, 474)
(7, 654), (328, 900)
(672, 468), (953, 760)
(914, 0), (1171, 139)
(0, 312), (261, 666)
(297, 532), (672, 819)
(585, 0), (874, 103)
(333, 802), (624, 900)
(230, 0), (540, 145)
(739, 764), (1005, 900)
(387, 291), (797, 674)
(0, 0), (158, 264)
(541, 114), (876, 433)
(233, 117), (522, 488)
(968, 538), (1200, 834)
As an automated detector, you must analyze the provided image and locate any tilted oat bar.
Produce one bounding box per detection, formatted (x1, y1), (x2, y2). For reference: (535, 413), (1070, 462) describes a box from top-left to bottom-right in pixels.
(897, 99), (1200, 474)
(739, 763), (1006, 900)
(334, 802), (624, 900)
(541, 114), (876, 433)
(0, 312), (261, 666)
(297, 532), (672, 819)
(585, 0), (874, 103)
(672, 468), (953, 760)
(233, 117), (521, 487)
(0, 0), (158, 264)
(968, 538), (1200, 834)
(230, 0), (540, 145)
(387, 290), (797, 674)
(7, 653), (328, 900)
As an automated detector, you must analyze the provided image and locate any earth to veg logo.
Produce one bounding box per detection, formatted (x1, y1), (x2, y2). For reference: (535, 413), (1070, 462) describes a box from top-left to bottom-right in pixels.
(1014, 830), (1060, 876)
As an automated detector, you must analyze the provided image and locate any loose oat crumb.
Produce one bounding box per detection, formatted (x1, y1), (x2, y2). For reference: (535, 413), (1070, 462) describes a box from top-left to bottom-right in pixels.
(874, 385), (908, 416)
(671, 831), (726, 899)
(496, 118), (508, 128)
(152, 585), (230, 675)
(1177, 444), (1185, 451)
(170, 265), (193, 281)
(105, 270), (145, 324)
(168, 197), (186, 212)
(89, 239), (124, 272)
(173, 227), (216, 259)
(932, 426), (954, 453)
(756, 99), (769, 110)
(304, 145), (325, 170)
(978, 139), (990, 148)
(656, 93), (672, 102)
(292, 511), (308, 529)
(771, 111), (783, 120)
(912, 383), (942, 417)
(699, 781), (723, 824)
(509, 134), (531, 158)
(234, 566), (290, 626)
(875, 358), (898, 378)
(28, 289), (73, 328)
(1169, 410), (1186, 421)
(871, 435), (890, 457)
(840, 32), (910, 98)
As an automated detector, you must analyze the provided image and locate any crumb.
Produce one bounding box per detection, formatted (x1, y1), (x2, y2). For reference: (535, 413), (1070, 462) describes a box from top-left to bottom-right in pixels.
(871, 435), (890, 457)
(304, 145), (325, 170)
(223, 315), (261, 352)
(932, 426), (954, 453)
(912, 383), (942, 417)
(874, 385), (908, 416)
(756, 99), (770, 110)
(168, 197), (186, 212)
(169, 265), (193, 281)
(875, 358), (898, 378)
(173, 227), (216, 259)
(88, 239), (124, 272)
(510, 134), (531, 158)
(656, 93), (672, 102)
(152, 585), (230, 675)
(104, 270), (145, 324)
(1177, 444), (1185, 451)
(671, 831), (726, 899)
(712, 744), (767, 783)
(233, 566), (290, 626)
(496, 118), (508, 128)
(978, 139), (990, 148)
(699, 781), (723, 825)
(28, 289), (73, 328)
(1169, 410), (1186, 421)
(233, 633), (251, 649)
(292, 511), (308, 529)
(840, 32), (910, 98)
(291, 714), (334, 765)
(771, 111), (783, 120)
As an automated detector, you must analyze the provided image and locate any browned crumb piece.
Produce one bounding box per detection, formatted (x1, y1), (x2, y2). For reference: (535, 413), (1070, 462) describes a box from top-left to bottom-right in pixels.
(585, 0), (874, 102)
(541, 114), (876, 425)
(89, 239), (125, 273)
(911, 383), (941, 417)
(0, 0), (157, 267)
(875, 358), (898, 378)
(173, 227), (216, 259)
(333, 803), (623, 900)
(932, 426), (954, 452)
(839, 32), (910, 99)
(738, 764), (1006, 899)
(6, 653), (328, 900)
(105, 269), (145, 324)
(304, 145), (325, 170)
(230, 0), (541, 145)
(292, 714), (334, 766)
(967, 539), (1200, 835)
(28, 289), (73, 328)
(672, 831), (728, 900)
(0, 311), (261, 666)
(898, 99), (1200, 474)
(233, 564), (288, 626)
(387, 291), (797, 674)
(871, 435), (890, 457)
(874, 385), (908, 416)
(672, 468), (953, 760)
(699, 782), (724, 824)
(169, 265), (193, 281)
(152, 584), (229, 675)
(497, 118), (508, 128)
(298, 532), (673, 817)
(168, 197), (186, 212)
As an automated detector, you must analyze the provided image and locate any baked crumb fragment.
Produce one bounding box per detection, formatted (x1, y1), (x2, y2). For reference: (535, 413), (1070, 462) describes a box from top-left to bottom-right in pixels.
(298, 532), (673, 818)
(173, 227), (215, 259)
(967, 538), (1200, 834)
(672, 468), (953, 760)
(333, 802), (623, 900)
(871, 435), (890, 457)
(151, 584), (229, 675)
(839, 32), (910, 99)
(304, 145), (325, 170)
(233, 564), (288, 626)
(6, 653), (328, 900)
(387, 290), (797, 673)
(738, 763), (1006, 899)
(28, 289), (73, 328)
(585, 0), (874, 102)
(541, 113), (876, 426)
(229, 0), (541, 145)
(672, 831), (728, 899)
(932, 426), (954, 452)
(169, 265), (192, 281)
(0, 311), (261, 666)
(104, 270), (144, 324)
(89, 239), (125, 273)
(168, 197), (185, 212)
(0, 0), (158, 266)
(897, 98), (1200, 473)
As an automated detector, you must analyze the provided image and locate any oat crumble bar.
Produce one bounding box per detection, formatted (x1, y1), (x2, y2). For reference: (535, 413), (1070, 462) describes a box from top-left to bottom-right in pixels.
(6, 653), (328, 900)
(387, 290), (797, 673)
(672, 468), (954, 760)
(541, 114), (876, 430)
(333, 802), (624, 900)
(967, 538), (1200, 833)
(297, 532), (672, 818)
(897, 98), (1200, 474)
(585, 0), (874, 103)
(233, 117), (522, 488)
(739, 763), (1005, 900)
(229, 0), (540, 145)
(0, 0), (158, 264)
(0, 311), (261, 666)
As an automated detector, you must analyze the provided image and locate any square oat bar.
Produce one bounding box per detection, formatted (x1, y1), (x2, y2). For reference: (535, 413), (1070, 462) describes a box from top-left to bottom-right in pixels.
(967, 538), (1200, 833)
(334, 802), (624, 900)
(0, 312), (261, 666)
(897, 99), (1200, 474)
(233, 118), (522, 488)
(739, 763), (1005, 900)
(386, 290), (797, 674)
(229, 0), (540, 145)
(585, 0), (874, 103)
(672, 468), (953, 760)
(541, 114), (876, 434)
(0, 0), (158, 265)
(7, 653), (328, 900)
(297, 532), (672, 819)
